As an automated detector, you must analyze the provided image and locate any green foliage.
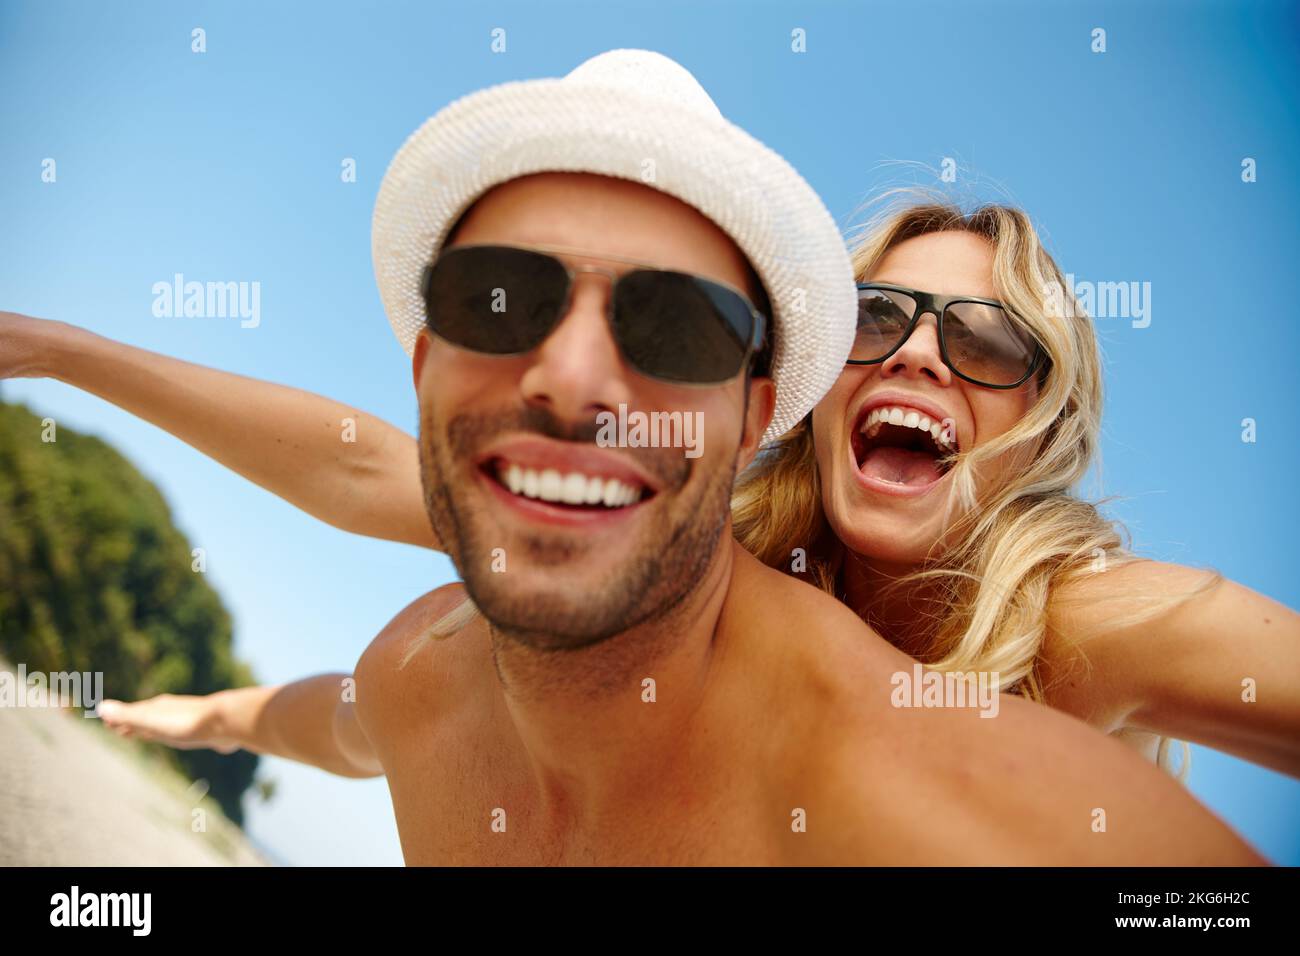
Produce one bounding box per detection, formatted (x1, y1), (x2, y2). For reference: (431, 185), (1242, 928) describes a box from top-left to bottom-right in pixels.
(0, 400), (258, 824)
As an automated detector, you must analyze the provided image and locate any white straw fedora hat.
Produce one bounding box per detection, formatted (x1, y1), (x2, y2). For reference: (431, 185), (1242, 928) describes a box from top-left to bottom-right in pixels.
(372, 48), (856, 443)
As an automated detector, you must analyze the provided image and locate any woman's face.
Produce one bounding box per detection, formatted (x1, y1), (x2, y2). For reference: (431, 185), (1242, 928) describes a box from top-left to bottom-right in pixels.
(811, 230), (1040, 568)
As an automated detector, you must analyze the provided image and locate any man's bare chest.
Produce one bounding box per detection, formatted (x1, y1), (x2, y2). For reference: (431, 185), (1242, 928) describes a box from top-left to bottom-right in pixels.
(380, 723), (787, 865)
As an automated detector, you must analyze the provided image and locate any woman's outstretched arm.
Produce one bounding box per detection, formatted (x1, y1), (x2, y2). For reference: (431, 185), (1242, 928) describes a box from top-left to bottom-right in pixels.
(1, 310), (437, 549)
(98, 675), (383, 779)
(1043, 558), (1300, 778)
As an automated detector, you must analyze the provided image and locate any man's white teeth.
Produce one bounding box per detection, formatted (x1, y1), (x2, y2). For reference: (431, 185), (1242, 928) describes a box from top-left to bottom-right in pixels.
(500, 463), (643, 508)
(861, 405), (957, 452)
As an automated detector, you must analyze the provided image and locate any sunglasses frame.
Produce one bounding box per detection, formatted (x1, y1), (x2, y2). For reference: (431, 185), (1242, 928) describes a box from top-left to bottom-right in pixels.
(420, 242), (769, 388)
(849, 282), (1046, 389)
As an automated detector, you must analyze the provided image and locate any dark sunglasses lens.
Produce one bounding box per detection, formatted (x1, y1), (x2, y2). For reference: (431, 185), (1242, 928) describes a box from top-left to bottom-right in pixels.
(424, 246), (568, 354)
(942, 302), (1038, 386)
(613, 271), (755, 384)
(854, 288), (916, 361)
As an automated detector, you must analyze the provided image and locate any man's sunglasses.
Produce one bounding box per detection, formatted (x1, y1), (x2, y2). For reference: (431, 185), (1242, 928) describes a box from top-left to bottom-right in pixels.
(851, 283), (1046, 389)
(420, 244), (768, 386)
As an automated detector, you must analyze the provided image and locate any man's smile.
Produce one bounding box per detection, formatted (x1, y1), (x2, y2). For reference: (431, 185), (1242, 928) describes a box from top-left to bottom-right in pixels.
(473, 433), (662, 527)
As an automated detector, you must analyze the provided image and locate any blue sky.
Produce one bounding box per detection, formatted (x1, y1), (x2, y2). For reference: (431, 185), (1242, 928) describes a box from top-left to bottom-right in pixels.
(2, 0), (1297, 866)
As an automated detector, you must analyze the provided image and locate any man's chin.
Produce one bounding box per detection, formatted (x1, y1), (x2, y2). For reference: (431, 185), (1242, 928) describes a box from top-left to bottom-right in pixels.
(465, 575), (635, 651)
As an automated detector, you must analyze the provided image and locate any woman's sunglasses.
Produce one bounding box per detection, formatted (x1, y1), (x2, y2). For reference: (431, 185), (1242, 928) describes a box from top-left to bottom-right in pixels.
(420, 244), (768, 386)
(851, 283), (1046, 389)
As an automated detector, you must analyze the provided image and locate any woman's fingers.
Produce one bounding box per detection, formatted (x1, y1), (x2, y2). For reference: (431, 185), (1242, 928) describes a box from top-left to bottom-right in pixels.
(97, 695), (233, 752)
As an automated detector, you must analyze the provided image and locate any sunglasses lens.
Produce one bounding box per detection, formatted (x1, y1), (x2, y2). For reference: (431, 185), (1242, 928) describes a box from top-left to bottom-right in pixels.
(854, 288), (916, 361)
(423, 246), (568, 354)
(613, 271), (757, 384)
(942, 302), (1039, 386)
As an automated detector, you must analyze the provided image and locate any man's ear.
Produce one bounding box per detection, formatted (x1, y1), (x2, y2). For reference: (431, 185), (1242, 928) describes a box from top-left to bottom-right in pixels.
(412, 328), (431, 393)
(736, 375), (776, 473)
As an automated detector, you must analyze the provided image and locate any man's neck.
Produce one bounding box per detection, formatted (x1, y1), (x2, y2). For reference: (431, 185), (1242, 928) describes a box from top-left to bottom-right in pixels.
(489, 535), (739, 821)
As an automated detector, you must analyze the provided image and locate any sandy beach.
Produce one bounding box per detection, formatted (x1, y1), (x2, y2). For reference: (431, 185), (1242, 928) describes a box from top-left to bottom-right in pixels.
(0, 690), (266, 867)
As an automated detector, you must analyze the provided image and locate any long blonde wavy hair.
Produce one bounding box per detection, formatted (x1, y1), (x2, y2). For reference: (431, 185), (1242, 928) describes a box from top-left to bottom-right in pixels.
(732, 191), (1218, 774)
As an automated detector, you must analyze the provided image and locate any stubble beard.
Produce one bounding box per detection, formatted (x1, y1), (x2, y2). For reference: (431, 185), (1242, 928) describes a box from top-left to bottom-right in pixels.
(417, 402), (737, 656)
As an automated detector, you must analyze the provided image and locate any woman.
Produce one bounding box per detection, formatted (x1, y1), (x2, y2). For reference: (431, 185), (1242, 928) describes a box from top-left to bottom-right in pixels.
(4, 195), (1297, 776)
(733, 196), (1300, 775)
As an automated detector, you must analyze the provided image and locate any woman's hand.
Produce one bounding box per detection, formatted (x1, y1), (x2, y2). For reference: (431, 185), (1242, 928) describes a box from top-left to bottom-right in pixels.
(98, 693), (240, 754)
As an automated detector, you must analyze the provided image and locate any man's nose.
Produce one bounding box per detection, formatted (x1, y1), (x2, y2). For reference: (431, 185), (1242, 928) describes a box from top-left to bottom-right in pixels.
(879, 312), (953, 386)
(518, 273), (636, 422)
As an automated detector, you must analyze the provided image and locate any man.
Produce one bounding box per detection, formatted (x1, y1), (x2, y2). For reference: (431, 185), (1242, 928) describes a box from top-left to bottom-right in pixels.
(85, 52), (1259, 864)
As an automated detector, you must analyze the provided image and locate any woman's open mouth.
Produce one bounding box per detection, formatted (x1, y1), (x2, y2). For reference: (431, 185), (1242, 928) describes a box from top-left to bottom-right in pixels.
(850, 404), (959, 493)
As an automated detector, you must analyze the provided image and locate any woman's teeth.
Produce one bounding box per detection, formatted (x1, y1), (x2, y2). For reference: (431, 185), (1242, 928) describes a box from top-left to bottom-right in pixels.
(861, 406), (958, 453)
(496, 462), (644, 508)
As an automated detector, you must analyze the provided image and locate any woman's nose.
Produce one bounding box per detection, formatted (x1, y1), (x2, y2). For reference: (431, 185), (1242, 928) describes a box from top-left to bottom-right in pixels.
(879, 312), (952, 385)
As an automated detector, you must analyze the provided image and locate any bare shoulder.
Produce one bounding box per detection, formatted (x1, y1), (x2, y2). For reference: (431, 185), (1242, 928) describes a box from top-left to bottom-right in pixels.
(796, 685), (1262, 864)
(356, 582), (475, 669)
(724, 556), (1261, 863)
(353, 582), (489, 729)
(1045, 558), (1220, 646)
(1041, 559), (1222, 723)
(726, 542), (887, 653)
(722, 541), (915, 722)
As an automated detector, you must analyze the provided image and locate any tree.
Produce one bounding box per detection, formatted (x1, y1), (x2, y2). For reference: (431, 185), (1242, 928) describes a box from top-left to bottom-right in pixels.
(0, 401), (258, 824)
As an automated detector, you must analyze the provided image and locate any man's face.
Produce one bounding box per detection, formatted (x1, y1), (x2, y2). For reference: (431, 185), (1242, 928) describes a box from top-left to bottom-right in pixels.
(412, 172), (774, 650)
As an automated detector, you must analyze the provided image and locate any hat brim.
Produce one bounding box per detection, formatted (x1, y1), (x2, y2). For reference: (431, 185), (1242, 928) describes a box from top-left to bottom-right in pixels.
(372, 78), (856, 444)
